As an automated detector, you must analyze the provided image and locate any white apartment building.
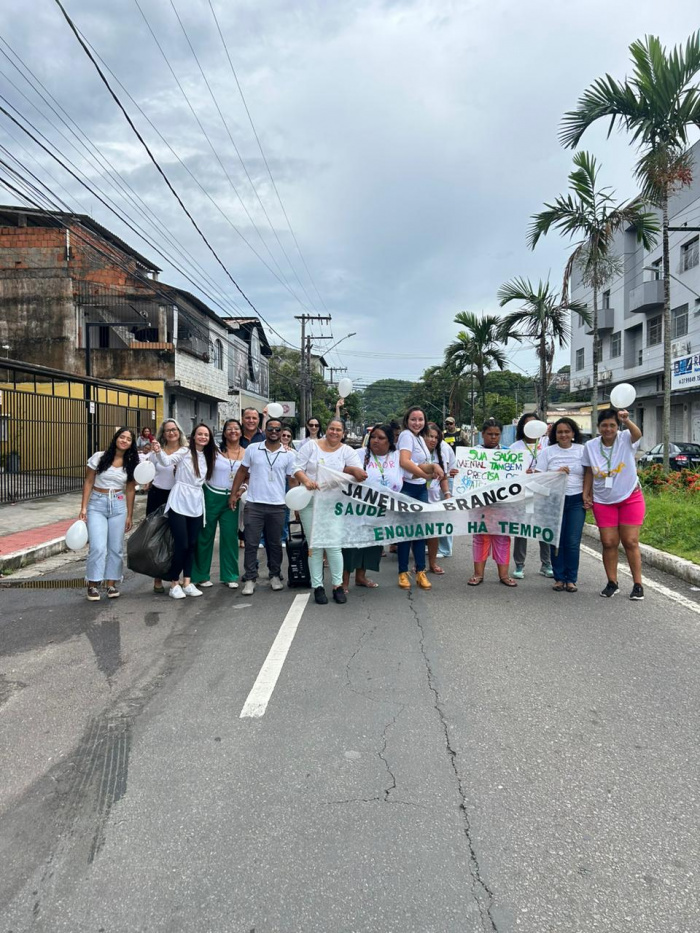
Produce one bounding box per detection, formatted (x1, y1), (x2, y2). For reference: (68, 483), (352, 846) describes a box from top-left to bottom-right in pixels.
(569, 139), (700, 445)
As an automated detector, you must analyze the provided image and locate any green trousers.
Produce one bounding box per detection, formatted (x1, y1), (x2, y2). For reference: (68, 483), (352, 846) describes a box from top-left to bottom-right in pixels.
(191, 485), (240, 584)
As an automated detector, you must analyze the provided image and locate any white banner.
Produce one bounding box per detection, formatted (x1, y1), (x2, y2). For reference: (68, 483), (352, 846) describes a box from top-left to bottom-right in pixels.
(453, 445), (526, 494)
(309, 466), (567, 550)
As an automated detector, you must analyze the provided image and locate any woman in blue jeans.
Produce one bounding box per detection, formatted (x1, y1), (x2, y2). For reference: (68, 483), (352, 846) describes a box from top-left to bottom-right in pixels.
(535, 417), (586, 592)
(79, 427), (138, 601)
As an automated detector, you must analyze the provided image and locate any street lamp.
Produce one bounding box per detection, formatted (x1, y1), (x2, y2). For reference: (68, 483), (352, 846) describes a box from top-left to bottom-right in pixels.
(325, 331), (356, 356)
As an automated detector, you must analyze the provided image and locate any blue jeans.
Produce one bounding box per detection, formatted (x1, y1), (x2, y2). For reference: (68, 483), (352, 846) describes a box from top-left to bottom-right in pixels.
(397, 481), (429, 573)
(86, 491), (127, 582)
(550, 493), (585, 584)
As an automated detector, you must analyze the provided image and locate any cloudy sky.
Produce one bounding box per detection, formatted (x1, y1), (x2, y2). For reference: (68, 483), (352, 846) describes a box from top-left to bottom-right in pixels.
(1, 0), (699, 387)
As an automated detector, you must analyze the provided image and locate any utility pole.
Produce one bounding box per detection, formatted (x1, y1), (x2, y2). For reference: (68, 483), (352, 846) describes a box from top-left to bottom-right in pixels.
(294, 314), (331, 429)
(326, 366), (347, 386)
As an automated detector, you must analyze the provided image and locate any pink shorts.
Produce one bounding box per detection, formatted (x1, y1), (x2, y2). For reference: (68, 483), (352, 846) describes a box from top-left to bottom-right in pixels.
(592, 487), (646, 528)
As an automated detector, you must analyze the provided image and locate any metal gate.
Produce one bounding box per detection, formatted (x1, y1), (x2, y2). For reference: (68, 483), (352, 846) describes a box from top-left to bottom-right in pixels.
(0, 360), (157, 503)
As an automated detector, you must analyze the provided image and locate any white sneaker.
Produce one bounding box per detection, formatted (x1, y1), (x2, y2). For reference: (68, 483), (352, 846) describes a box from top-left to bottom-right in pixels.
(270, 576), (284, 591)
(226, 581), (239, 589)
(183, 583), (202, 597)
(169, 584), (186, 599)
(197, 580), (214, 588)
(242, 580), (256, 596)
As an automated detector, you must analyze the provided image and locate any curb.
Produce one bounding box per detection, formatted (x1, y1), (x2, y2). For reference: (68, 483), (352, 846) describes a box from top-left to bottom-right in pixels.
(0, 538), (69, 574)
(582, 523), (700, 587)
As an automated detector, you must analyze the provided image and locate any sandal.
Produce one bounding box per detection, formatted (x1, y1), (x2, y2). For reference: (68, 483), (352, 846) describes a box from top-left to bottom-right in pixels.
(429, 565), (445, 575)
(499, 577), (518, 587)
(468, 575), (483, 586)
(552, 582), (565, 592)
(356, 580), (379, 588)
(566, 583), (578, 592)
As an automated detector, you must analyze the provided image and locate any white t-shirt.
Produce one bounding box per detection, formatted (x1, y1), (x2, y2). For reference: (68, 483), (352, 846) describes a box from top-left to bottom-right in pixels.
(148, 446), (188, 491)
(242, 443), (298, 505)
(207, 450), (245, 491)
(294, 440), (361, 482)
(426, 442), (456, 502)
(157, 448), (207, 517)
(536, 443), (585, 495)
(510, 436), (549, 470)
(398, 430), (431, 484)
(87, 452), (128, 491)
(582, 431), (641, 505)
(365, 450), (403, 492)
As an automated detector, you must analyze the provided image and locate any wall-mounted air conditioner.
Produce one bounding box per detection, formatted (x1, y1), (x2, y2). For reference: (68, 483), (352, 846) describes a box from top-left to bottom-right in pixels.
(598, 369), (613, 382)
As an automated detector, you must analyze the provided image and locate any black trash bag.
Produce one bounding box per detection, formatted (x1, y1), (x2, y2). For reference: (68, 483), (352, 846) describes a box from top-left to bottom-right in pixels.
(127, 505), (174, 578)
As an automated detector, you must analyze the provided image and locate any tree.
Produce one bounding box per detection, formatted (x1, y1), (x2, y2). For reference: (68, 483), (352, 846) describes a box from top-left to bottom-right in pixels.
(528, 151), (658, 418)
(360, 379), (415, 424)
(560, 31), (700, 468)
(444, 312), (508, 424)
(497, 278), (590, 417)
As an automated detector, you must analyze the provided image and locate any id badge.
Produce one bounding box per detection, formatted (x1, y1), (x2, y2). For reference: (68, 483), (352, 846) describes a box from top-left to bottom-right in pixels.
(604, 476), (613, 489)
(380, 476), (389, 487)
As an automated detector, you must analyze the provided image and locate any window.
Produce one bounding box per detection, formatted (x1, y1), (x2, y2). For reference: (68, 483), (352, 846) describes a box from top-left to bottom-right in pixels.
(638, 348), (644, 366)
(647, 315), (662, 347)
(650, 258), (662, 280)
(602, 289), (611, 309)
(214, 338), (224, 370)
(594, 336), (603, 363)
(575, 347), (585, 371)
(672, 304), (689, 339)
(610, 331), (621, 358)
(680, 237), (699, 272)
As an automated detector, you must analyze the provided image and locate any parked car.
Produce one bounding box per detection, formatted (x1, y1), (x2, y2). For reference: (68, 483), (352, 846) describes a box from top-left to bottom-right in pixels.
(638, 442), (700, 471)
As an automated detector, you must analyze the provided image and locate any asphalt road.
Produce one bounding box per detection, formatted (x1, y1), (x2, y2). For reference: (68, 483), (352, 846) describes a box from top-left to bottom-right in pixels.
(1, 538), (699, 933)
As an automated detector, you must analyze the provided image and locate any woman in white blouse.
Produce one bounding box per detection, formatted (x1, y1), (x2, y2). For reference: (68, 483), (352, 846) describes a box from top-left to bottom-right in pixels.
(191, 419), (245, 589)
(151, 424), (216, 599)
(79, 427), (139, 601)
(294, 417), (367, 605)
(146, 418), (188, 594)
(510, 412), (552, 579)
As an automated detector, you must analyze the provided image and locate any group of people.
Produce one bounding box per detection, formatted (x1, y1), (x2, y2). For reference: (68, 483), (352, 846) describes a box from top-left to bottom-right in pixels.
(79, 402), (646, 603)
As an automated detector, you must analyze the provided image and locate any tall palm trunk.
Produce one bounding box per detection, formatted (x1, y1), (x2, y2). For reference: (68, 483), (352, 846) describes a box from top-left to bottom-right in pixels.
(591, 281), (599, 422)
(539, 329), (548, 418)
(662, 187), (671, 470)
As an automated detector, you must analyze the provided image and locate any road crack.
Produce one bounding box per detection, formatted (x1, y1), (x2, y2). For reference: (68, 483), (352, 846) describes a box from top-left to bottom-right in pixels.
(407, 591), (498, 933)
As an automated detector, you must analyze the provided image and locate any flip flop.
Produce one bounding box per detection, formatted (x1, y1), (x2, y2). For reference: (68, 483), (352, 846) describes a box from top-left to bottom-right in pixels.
(468, 576), (483, 586)
(566, 583), (578, 592)
(429, 565), (445, 575)
(552, 582), (566, 592)
(499, 577), (518, 587)
(356, 580), (379, 588)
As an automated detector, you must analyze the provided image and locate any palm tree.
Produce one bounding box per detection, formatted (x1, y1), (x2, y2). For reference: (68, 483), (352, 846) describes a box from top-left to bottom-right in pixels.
(444, 312), (507, 423)
(528, 151), (659, 418)
(497, 278), (590, 417)
(560, 32), (700, 468)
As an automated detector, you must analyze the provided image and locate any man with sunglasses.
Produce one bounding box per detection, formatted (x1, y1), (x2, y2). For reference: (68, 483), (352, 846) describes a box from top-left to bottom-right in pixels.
(230, 419), (312, 595)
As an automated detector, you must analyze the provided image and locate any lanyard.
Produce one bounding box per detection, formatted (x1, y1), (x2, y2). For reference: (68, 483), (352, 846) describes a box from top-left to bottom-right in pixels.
(599, 437), (617, 475)
(525, 441), (539, 466)
(371, 452), (386, 477)
(261, 445), (282, 474)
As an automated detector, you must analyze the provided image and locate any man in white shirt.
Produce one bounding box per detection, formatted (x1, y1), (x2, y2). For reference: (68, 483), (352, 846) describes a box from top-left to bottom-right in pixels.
(230, 419), (298, 595)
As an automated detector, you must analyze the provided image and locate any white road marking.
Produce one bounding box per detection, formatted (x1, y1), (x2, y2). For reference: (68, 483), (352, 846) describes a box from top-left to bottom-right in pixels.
(240, 593), (310, 718)
(580, 543), (700, 618)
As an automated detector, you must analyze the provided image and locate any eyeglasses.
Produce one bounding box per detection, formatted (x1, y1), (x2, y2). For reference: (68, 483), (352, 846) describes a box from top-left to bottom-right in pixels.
(164, 428), (179, 433)
(266, 426), (281, 432)
(308, 423), (320, 428)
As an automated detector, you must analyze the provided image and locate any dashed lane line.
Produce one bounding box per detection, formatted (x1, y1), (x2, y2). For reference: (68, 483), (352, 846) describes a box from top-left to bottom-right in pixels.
(240, 593), (310, 718)
(580, 543), (700, 618)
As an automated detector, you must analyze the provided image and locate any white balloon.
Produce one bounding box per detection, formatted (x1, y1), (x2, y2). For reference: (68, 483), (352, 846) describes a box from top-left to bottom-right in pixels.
(133, 460), (156, 485)
(285, 485), (313, 511)
(239, 489), (248, 506)
(610, 383), (636, 409)
(338, 378), (353, 397)
(65, 520), (88, 550)
(267, 402), (284, 418)
(523, 419), (548, 439)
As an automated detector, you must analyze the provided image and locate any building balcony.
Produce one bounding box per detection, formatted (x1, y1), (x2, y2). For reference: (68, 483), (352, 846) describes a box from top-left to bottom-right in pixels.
(629, 279), (664, 313)
(585, 307), (615, 334)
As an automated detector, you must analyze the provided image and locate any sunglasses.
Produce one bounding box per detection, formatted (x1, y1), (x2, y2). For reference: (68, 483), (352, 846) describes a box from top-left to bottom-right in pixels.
(308, 423), (320, 428)
(266, 426), (281, 432)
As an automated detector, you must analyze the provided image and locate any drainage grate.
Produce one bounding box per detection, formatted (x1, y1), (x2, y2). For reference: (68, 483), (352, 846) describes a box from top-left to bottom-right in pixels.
(0, 577), (86, 589)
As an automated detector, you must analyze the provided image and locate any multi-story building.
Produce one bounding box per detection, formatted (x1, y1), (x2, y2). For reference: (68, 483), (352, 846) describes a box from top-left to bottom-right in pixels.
(569, 140), (700, 445)
(0, 206), (270, 430)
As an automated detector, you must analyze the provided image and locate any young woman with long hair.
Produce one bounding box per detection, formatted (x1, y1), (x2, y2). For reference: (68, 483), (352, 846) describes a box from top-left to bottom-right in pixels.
(582, 408), (645, 600)
(396, 406), (444, 590)
(510, 411), (552, 579)
(146, 418), (188, 594)
(151, 423), (216, 599)
(425, 423), (453, 575)
(191, 418), (245, 590)
(79, 426), (139, 601)
(535, 417), (586, 592)
(297, 416), (324, 448)
(469, 418), (517, 587)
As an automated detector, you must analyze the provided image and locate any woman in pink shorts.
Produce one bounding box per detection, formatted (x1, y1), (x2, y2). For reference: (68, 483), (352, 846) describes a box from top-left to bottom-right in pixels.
(582, 408), (645, 600)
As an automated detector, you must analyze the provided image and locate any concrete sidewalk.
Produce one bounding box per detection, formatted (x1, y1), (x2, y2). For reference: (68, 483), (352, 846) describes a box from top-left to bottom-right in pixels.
(0, 491), (146, 574)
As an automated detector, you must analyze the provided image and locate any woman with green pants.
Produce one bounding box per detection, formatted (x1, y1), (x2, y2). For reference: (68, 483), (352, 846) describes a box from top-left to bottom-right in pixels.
(192, 419), (246, 589)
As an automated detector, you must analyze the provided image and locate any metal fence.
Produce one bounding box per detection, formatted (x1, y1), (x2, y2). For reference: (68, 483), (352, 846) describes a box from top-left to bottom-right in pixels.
(0, 359), (157, 503)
